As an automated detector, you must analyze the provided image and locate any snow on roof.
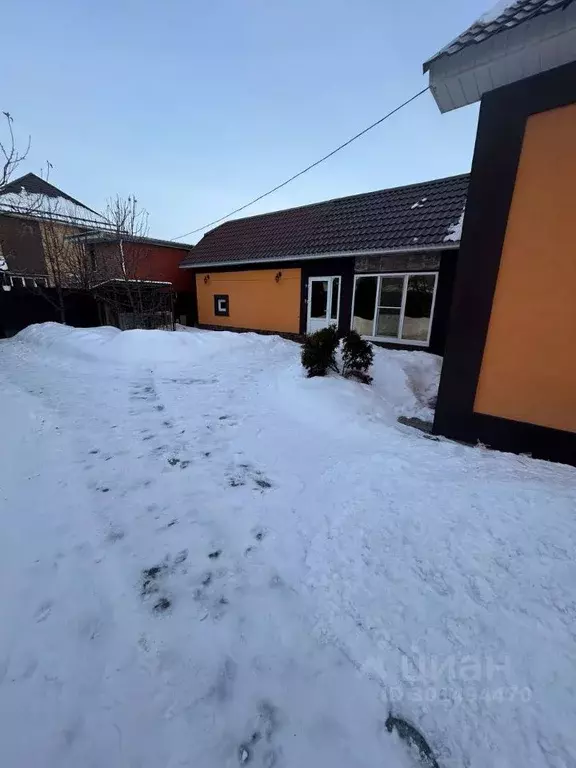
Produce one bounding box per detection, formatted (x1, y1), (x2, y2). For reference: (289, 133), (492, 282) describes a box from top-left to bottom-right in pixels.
(0, 187), (108, 227)
(0, 173), (109, 228)
(478, 0), (518, 24)
(444, 207), (466, 243)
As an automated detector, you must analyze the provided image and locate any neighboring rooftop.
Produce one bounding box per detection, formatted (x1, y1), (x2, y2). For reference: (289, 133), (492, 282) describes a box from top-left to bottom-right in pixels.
(71, 230), (195, 251)
(0, 173), (109, 227)
(424, 0), (576, 112)
(181, 174), (469, 268)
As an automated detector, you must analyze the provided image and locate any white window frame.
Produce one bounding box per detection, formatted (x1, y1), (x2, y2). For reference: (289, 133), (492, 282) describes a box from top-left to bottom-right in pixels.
(351, 271), (439, 347)
(0, 273), (48, 289)
(306, 275), (341, 333)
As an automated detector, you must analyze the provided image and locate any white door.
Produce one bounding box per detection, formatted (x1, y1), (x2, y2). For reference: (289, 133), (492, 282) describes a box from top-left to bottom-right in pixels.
(306, 276), (341, 334)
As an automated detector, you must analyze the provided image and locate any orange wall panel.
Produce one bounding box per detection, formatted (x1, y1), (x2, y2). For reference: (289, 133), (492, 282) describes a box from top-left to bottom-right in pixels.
(196, 268), (301, 333)
(474, 104), (576, 432)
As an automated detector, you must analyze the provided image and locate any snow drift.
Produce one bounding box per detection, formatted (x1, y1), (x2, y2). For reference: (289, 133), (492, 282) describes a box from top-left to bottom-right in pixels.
(15, 323), (441, 422)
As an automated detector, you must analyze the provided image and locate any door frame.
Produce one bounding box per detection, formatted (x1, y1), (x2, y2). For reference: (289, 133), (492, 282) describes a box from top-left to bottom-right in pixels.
(306, 275), (341, 334)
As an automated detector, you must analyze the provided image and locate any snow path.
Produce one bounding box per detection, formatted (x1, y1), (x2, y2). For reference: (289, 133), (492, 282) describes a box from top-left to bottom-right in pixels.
(0, 333), (414, 768)
(1, 325), (575, 767)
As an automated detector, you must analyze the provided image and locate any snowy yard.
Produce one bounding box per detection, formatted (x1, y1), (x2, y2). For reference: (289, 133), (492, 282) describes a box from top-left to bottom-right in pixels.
(1, 323), (575, 768)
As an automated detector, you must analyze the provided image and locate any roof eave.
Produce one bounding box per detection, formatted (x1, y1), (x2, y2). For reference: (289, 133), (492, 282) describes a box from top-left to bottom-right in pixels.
(179, 243), (459, 270)
(426, 6), (576, 112)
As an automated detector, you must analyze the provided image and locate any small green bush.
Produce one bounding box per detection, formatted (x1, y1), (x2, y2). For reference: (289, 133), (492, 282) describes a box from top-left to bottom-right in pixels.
(301, 325), (340, 378)
(341, 330), (374, 384)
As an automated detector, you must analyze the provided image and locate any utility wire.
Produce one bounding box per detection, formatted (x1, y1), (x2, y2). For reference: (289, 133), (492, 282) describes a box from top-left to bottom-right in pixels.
(173, 86), (429, 240)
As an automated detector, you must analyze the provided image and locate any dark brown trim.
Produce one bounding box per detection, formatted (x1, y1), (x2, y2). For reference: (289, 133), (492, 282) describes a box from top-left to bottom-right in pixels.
(428, 250), (457, 355)
(433, 59), (576, 466)
(439, 413), (576, 467)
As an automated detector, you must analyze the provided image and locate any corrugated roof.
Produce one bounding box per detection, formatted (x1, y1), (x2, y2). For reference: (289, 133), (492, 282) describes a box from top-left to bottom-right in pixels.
(181, 174), (469, 268)
(424, 0), (569, 71)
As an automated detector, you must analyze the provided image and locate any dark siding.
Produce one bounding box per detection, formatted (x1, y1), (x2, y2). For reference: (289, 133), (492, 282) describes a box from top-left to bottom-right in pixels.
(355, 251), (441, 273)
(299, 257), (355, 335)
(428, 250), (458, 355)
(174, 288), (197, 327)
(0, 214), (45, 274)
(432, 58), (576, 466)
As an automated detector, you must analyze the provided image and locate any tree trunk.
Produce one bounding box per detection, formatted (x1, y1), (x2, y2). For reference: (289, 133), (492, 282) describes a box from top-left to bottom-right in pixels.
(57, 286), (66, 325)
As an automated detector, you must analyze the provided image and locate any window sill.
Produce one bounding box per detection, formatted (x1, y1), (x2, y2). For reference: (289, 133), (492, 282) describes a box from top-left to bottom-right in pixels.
(362, 335), (430, 347)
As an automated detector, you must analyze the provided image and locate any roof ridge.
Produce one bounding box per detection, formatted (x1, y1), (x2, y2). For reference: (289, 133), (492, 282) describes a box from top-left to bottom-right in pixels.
(203, 172), (471, 236)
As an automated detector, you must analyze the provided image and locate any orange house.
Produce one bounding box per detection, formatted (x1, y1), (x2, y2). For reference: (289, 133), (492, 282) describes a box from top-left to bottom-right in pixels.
(180, 176), (469, 356)
(425, 0), (576, 466)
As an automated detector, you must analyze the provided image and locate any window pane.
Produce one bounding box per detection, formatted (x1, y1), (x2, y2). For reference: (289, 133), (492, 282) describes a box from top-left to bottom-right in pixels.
(310, 280), (328, 319)
(401, 274), (436, 341)
(330, 278), (340, 320)
(376, 308), (401, 337)
(352, 276), (377, 335)
(378, 276), (404, 308)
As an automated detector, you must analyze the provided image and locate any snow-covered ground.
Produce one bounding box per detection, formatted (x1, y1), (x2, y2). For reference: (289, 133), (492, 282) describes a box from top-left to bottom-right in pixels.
(0, 324), (575, 768)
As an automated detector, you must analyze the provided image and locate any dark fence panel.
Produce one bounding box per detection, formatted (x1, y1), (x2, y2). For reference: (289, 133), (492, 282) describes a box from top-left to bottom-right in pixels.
(0, 288), (99, 338)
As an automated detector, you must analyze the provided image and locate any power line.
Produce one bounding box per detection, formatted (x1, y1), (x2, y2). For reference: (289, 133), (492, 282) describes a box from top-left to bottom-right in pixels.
(173, 86), (429, 240)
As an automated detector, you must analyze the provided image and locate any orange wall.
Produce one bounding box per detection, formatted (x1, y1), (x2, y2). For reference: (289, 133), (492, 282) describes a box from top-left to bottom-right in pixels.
(196, 268), (301, 333)
(474, 103), (576, 432)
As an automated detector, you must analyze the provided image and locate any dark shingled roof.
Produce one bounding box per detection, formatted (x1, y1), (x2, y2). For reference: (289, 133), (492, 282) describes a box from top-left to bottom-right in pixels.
(424, 0), (569, 71)
(181, 174), (469, 268)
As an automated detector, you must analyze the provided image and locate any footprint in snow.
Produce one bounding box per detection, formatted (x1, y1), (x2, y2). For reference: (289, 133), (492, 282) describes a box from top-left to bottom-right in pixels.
(238, 701), (282, 765)
(245, 529), (266, 556)
(106, 527), (125, 543)
(35, 601), (53, 623)
(153, 597), (172, 614)
(227, 463), (273, 491)
(139, 550), (188, 614)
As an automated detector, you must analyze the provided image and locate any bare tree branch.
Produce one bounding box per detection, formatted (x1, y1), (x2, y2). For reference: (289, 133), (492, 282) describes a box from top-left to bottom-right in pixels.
(29, 197), (102, 323)
(93, 195), (173, 329)
(0, 112), (31, 190)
